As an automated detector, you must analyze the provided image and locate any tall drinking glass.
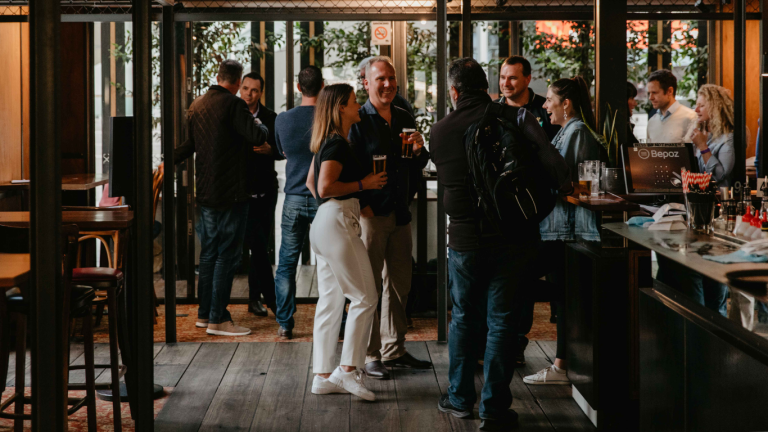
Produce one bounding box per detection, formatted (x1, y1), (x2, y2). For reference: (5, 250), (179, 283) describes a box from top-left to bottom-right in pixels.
(588, 160), (600, 196)
(401, 128), (416, 159)
(373, 155), (387, 174)
(578, 163), (591, 199)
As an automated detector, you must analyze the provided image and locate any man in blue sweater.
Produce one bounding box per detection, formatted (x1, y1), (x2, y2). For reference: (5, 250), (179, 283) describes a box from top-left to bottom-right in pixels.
(272, 65), (324, 339)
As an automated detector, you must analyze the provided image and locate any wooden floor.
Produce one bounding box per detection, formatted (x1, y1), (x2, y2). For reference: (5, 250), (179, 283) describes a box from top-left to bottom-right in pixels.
(154, 265), (318, 302)
(148, 340), (595, 432)
(5, 340), (595, 431)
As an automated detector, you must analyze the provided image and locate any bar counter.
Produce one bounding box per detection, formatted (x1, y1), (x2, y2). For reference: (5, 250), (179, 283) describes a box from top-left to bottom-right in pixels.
(581, 222), (768, 432)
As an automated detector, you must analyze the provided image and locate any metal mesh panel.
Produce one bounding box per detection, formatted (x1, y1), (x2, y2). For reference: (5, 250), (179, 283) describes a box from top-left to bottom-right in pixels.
(0, 0), (761, 18)
(469, 0), (760, 16)
(178, 0), (435, 16)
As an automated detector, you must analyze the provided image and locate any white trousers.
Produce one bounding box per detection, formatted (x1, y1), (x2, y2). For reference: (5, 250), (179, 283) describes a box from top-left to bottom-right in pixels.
(309, 198), (378, 373)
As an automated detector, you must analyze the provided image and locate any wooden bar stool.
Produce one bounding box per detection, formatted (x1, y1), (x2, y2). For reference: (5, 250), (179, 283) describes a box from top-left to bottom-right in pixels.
(64, 206), (129, 432)
(0, 224), (98, 431)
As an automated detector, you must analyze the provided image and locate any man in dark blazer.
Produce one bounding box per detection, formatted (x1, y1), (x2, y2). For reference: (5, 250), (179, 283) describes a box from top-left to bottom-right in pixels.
(240, 71), (283, 317)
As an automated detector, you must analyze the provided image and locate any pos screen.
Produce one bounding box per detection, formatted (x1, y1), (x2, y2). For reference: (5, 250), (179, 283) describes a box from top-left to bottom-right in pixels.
(621, 143), (697, 193)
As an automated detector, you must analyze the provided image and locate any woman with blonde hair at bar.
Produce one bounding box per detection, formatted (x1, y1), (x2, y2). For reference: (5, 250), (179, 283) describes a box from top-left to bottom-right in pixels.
(684, 84), (736, 188)
(306, 83), (388, 401)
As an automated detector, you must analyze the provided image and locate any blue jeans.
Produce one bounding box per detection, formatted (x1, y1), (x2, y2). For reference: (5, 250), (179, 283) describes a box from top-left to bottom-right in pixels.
(196, 202), (249, 324)
(447, 243), (536, 419)
(656, 256), (728, 317)
(274, 195), (318, 330)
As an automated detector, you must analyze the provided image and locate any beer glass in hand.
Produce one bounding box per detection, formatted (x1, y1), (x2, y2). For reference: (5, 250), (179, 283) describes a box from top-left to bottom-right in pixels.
(401, 128), (416, 159)
(373, 155), (387, 174)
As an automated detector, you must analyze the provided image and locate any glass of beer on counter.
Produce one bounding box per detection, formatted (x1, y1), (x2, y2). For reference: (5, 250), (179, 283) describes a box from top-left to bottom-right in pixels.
(401, 128), (416, 159)
(373, 155), (387, 175)
(578, 163), (591, 199)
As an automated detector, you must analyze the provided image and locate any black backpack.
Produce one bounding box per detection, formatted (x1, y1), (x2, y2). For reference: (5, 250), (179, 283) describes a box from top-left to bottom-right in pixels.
(463, 103), (558, 237)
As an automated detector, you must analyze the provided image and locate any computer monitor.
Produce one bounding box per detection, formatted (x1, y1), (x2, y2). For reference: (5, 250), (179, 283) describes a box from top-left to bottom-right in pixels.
(621, 142), (698, 194)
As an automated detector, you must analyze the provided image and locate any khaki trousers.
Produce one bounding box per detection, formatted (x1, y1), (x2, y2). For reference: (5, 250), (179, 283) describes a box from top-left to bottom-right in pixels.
(361, 212), (413, 363)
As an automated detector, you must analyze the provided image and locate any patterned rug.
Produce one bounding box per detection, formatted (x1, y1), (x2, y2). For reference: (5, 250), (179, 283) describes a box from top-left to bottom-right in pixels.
(0, 387), (172, 431)
(92, 302), (557, 344)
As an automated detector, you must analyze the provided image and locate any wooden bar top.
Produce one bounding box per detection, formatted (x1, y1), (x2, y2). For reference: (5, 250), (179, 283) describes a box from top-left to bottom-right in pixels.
(603, 222), (768, 288)
(0, 173), (109, 191)
(0, 253), (30, 289)
(0, 210), (134, 230)
(566, 192), (640, 212)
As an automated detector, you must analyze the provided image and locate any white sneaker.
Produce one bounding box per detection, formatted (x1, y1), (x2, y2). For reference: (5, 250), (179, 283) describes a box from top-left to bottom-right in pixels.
(311, 375), (350, 395)
(206, 321), (252, 336)
(523, 365), (570, 385)
(328, 367), (376, 401)
(195, 319), (209, 328)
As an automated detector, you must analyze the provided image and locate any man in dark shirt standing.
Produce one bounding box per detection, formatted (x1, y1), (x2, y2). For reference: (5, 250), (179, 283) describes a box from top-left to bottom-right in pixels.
(430, 58), (570, 430)
(272, 66), (324, 339)
(497, 56), (560, 141)
(498, 55), (560, 363)
(240, 72), (282, 317)
(349, 57), (432, 379)
(174, 60), (268, 337)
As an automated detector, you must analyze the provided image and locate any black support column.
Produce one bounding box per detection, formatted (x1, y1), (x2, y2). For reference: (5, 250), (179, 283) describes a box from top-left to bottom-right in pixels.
(761, 0), (768, 177)
(286, 21), (295, 110)
(436, 0), (448, 343)
(461, 0), (471, 58)
(735, 0), (747, 185)
(162, 5), (177, 343)
(132, 0), (155, 428)
(595, 0), (627, 149)
(29, 0), (64, 429)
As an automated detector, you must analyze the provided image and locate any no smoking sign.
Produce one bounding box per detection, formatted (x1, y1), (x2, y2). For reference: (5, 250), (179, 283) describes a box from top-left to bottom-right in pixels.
(371, 21), (392, 45)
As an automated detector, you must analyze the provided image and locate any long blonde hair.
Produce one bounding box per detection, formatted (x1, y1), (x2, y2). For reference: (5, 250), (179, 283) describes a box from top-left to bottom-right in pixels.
(697, 84), (735, 139)
(310, 83), (354, 154)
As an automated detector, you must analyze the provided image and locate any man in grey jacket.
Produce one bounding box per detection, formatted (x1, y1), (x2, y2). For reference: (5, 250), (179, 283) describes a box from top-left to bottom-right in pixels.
(175, 59), (268, 337)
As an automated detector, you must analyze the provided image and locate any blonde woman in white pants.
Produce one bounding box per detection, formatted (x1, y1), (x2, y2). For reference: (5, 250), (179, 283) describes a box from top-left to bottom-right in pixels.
(306, 83), (388, 401)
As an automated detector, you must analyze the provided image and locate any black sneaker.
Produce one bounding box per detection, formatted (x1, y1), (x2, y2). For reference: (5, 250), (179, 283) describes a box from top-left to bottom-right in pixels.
(479, 410), (519, 431)
(515, 339), (529, 368)
(437, 394), (472, 419)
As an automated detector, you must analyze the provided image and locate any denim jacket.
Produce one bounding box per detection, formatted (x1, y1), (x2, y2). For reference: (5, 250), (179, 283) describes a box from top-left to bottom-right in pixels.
(540, 117), (602, 242)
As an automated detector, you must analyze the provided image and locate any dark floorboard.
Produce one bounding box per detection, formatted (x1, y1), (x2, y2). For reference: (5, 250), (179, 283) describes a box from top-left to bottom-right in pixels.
(154, 343), (238, 432)
(148, 341), (595, 431)
(0, 339), (596, 431)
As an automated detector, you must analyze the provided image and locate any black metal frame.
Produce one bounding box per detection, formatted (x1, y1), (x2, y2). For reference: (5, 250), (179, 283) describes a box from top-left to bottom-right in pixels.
(762, 0), (768, 179)
(596, 0), (627, 146)
(131, 0), (155, 429)
(735, 0), (748, 186)
(161, 5), (176, 343)
(29, 0), (65, 429)
(436, 0), (448, 343)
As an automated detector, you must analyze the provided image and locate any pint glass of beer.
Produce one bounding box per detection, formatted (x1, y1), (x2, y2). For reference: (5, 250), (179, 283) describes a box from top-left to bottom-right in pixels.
(401, 128), (416, 159)
(373, 155), (387, 175)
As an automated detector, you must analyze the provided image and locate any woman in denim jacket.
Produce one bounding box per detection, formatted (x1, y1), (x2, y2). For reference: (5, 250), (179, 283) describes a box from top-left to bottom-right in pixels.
(523, 76), (602, 387)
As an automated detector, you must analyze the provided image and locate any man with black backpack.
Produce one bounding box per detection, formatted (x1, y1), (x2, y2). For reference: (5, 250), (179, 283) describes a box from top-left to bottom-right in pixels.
(430, 58), (571, 431)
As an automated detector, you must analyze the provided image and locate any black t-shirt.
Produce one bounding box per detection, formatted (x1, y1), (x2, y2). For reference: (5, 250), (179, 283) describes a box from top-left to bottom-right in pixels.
(314, 134), (366, 205)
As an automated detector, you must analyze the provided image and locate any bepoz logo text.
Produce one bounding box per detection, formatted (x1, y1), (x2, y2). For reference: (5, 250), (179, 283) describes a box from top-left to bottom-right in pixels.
(638, 149), (679, 160)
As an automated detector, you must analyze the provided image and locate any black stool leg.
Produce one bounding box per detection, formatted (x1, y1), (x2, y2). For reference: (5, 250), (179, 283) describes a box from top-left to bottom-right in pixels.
(0, 301), (9, 394)
(81, 312), (98, 432)
(107, 292), (122, 431)
(14, 314), (25, 432)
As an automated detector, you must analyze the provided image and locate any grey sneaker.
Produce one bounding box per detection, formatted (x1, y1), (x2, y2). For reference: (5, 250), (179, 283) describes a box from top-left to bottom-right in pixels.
(195, 319), (209, 328)
(311, 375), (350, 395)
(522, 365), (570, 385)
(328, 367), (375, 401)
(206, 321), (252, 336)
